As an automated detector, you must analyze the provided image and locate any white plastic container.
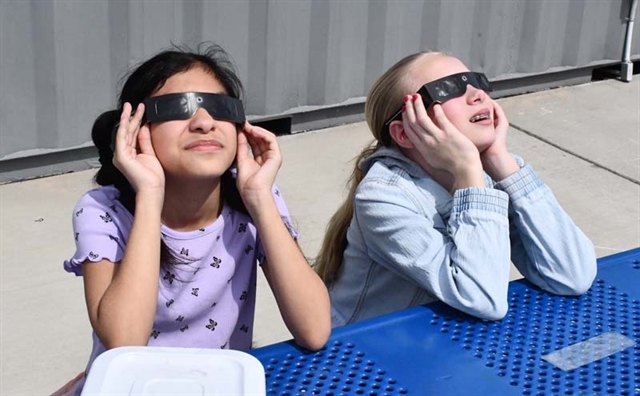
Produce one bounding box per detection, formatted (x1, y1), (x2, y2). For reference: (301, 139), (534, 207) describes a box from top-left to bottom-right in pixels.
(81, 346), (266, 395)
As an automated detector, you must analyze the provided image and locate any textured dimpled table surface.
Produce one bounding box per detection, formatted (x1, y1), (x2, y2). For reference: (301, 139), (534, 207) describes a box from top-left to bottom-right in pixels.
(249, 248), (640, 396)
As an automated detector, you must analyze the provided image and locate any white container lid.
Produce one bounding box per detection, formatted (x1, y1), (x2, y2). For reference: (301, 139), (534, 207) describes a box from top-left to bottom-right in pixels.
(81, 346), (266, 395)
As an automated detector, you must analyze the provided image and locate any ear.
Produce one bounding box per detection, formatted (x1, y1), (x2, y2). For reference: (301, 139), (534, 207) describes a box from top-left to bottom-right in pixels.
(388, 120), (415, 149)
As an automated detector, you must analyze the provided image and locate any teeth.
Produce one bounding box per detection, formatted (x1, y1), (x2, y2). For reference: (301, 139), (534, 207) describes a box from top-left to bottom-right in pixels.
(470, 113), (489, 123)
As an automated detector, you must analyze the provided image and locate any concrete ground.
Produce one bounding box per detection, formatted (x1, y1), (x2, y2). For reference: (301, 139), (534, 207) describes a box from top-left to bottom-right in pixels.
(1, 78), (639, 395)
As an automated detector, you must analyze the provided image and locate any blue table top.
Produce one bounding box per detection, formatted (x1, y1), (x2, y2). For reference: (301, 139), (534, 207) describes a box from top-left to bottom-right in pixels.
(249, 248), (640, 396)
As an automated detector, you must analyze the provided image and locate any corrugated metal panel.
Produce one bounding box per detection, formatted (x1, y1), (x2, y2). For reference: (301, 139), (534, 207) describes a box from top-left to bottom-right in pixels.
(1, 0), (637, 164)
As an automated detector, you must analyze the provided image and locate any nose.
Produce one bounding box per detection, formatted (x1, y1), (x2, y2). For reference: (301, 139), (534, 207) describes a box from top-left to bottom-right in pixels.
(189, 108), (218, 133)
(466, 85), (487, 104)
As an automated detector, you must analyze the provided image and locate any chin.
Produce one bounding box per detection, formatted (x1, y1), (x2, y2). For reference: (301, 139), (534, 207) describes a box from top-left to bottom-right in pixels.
(172, 165), (227, 181)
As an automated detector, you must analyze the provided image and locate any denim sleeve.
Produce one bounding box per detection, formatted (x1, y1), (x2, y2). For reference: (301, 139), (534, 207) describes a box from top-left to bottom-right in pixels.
(495, 164), (597, 295)
(354, 180), (512, 320)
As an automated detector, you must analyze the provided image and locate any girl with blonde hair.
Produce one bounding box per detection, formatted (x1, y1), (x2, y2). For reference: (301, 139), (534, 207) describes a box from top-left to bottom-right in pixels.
(316, 52), (596, 326)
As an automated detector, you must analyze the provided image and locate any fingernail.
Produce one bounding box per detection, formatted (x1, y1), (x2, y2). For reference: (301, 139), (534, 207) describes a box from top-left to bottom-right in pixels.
(401, 105), (406, 112)
(404, 95), (410, 102)
(413, 94), (419, 101)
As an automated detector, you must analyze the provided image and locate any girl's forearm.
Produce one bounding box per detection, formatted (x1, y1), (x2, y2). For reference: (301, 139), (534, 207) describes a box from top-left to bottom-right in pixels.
(251, 197), (331, 351)
(95, 192), (163, 348)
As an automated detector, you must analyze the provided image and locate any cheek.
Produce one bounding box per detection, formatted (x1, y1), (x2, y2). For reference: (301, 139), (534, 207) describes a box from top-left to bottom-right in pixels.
(223, 124), (239, 154)
(148, 129), (174, 164)
(439, 101), (468, 131)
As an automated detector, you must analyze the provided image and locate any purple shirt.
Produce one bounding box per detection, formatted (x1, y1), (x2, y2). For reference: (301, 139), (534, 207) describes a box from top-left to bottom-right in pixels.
(64, 184), (298, 391)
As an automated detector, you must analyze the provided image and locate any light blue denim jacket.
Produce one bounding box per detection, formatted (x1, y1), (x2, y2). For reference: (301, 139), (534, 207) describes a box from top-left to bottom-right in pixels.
(329, 146), (597, 326)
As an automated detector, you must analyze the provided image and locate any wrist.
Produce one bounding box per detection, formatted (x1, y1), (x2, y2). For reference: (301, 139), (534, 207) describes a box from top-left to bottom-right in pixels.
(451, 162), (486, 192)
(482, 151), (519, 181)
(135, 189), (165, 210)
(243, 190), (277, 220)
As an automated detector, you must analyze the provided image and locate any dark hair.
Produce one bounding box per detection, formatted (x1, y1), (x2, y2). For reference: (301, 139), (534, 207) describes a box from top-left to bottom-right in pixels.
(91, 43), (247, 269)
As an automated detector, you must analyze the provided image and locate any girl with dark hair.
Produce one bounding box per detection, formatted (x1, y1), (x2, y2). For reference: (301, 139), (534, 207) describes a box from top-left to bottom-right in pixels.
(315, 52), (596, 327)
(56, 44), (330, 395)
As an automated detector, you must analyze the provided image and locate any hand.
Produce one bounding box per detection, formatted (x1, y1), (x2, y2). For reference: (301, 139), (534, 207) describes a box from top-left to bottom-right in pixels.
(236, 122), (282, 210)
(480, 100), (519, 181)
(112, 103), (165, 195)
(403, 94), (483, 189)
(481, 99), (510, 159)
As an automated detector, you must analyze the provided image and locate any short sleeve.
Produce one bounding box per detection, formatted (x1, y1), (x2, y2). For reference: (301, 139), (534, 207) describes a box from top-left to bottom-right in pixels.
(255, 184), (300, 264)
(63, 187), (132, 276)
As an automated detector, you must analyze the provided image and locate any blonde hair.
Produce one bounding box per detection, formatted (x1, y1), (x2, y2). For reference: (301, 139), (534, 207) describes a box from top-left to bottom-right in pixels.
(315, 51), (442, 284)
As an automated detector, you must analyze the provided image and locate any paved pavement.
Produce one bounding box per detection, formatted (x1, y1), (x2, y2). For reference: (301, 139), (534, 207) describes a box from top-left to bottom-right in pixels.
(1, 78), (639, 395)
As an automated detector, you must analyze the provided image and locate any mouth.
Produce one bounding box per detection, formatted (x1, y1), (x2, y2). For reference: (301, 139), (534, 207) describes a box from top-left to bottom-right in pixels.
(185, 140), (223, 151)
(469, 110), (491, 124)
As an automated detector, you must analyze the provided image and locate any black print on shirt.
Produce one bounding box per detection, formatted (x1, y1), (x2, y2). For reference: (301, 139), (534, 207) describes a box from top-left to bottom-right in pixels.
(191, 288), (199, 297)
(163, 271), (176, 285)
(244, 245), (254, 254)
(282, 216), (296, 236)
(180, 325), (189, 332)
(240, 291), (247, 301)
(75, 232), (79, 241)
(180, 247), (189, 256)
(100, 212), (113, 223)
(206, 319), (217, 331)
(199, 228), (205, 232)
(166, 299), (175, 308)
(274, 188), (280, 196)
(108, 234), (119, 243)
(240, 324), (249, 333)
(227, 278), (232, 284)
(88, 251), (99, 260)
(151, 330), (160, 339)
(211, 301), (217, 308)
(210, 256), (222, 268)
(109, 205), (118, 213)
(75, 208), (84, 217)
(176, 315), (185, 322)
(238, 223), (247, 233)
(221, 341), (228, 349)
(216, 235), (221, 241)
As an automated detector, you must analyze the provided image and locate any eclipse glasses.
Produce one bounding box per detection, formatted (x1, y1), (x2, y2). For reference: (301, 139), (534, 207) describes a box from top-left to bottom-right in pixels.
(382, 71), (492, 141)
(110, 92), (245, 151)
(143, 92), (245, 124)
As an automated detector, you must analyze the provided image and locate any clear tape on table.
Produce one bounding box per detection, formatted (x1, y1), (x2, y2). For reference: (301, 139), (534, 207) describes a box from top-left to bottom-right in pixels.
(541, 331), (636, 371)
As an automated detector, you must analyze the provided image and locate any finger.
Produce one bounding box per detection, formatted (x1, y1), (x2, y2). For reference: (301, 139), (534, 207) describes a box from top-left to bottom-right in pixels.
(403, 95), (417, 126)
(116, 103), (133, 152)
(128, 103), (145, 150)
(412, 94), (441, 136)
(432, 104), (456, 132)
(403, 114), (435, 148)
(244, 122), (277, 142)
(492, 100), (507, 128)
(401, 116), (420, 144)
(246, 133), (267, 165)
(243, 132), (260, 162)
(236, 131), (250, 163)
(243, 122), (280, 161)
(137, 124), (156, 156)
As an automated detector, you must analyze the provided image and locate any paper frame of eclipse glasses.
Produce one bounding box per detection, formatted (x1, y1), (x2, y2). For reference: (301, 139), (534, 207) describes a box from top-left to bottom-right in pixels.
(382, 71), (493, 135)
(143, 92), (246, 124)
(110, 92), (246, 151)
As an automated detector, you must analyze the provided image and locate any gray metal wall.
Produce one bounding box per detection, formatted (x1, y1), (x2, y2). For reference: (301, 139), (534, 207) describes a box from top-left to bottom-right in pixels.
(1, 0), (638, 181)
